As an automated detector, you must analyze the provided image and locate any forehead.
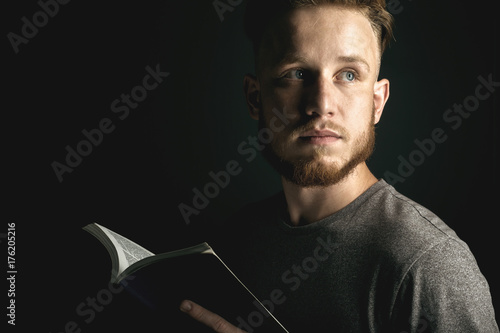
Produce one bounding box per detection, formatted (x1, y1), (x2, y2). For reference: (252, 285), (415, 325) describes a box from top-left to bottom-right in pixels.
(259, 5), (379, 72)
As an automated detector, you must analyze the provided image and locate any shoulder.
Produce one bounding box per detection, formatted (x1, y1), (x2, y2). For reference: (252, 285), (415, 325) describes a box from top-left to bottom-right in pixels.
(392, 230), (498, 331)
(358, 183), (498, 330)
(357, 181), (471, 260)
(348, 181), (484, 289)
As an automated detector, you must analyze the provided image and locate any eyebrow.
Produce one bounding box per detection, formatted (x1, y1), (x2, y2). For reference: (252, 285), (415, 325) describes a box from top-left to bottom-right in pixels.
(275, 52), (309, 67)
(337, 55), (371, 72)
(274, 53), (371, 72)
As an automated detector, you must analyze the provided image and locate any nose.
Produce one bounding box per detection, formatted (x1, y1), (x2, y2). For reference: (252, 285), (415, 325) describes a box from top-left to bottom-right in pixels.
(303, 75), (336, 118)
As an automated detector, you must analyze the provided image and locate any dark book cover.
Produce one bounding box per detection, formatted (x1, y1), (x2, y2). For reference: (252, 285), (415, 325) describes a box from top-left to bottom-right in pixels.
(84, 223), (288, 332)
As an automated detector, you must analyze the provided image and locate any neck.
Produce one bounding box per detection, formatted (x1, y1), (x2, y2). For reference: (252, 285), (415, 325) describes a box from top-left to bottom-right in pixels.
(282, 162), (378, 226)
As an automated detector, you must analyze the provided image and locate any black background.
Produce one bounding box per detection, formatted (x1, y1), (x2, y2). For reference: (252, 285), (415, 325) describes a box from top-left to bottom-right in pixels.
(3, 0), (498, 331)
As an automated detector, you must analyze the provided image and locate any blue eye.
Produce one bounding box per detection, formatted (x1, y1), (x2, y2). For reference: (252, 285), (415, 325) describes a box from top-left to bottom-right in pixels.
(284, 69), (305, 80)
(339, 71), (356, 82)
(294, 69), (304, 79)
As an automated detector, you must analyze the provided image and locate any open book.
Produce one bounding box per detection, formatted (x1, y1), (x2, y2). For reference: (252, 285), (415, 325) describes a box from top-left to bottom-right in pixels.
(83, 223), (289, 332)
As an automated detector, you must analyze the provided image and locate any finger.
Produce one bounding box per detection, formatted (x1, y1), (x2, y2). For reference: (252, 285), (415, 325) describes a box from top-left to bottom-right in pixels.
(180, 300), (247, 333)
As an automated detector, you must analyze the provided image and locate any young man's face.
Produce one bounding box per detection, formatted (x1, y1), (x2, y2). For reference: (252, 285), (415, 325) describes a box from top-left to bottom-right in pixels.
(245, 5), (390, 187)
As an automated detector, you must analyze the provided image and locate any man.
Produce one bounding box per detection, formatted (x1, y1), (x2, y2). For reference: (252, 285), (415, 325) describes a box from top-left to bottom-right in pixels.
(179, 0), (498, 331)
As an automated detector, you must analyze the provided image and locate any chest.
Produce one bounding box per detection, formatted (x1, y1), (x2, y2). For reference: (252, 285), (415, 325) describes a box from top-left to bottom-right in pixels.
(226, 231), (399, 331)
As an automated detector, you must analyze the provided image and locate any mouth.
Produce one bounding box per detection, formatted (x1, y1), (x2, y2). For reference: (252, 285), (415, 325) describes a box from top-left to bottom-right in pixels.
(298, 129), (342, 144)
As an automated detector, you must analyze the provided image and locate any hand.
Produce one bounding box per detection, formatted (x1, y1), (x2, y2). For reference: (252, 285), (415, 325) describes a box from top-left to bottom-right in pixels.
(180, 300), (248, 333)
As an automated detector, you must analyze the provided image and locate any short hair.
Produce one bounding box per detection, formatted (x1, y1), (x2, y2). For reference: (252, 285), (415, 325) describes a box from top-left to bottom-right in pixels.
(244, 0), (394, 57)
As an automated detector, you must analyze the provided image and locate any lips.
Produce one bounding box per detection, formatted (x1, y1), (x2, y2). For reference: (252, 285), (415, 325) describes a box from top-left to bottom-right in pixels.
(300, 129), (341, 138)
(299, 129), (342, 144)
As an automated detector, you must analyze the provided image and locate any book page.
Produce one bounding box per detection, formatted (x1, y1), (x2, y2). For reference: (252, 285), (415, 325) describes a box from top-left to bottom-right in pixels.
(99, 226), (155, 275)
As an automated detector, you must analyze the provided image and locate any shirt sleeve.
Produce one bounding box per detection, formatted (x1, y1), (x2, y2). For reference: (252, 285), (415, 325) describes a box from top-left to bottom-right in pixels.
(391, 237), (499, 333)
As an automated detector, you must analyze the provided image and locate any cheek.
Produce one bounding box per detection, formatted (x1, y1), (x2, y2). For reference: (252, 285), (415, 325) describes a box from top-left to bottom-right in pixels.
(260, 93), (302, 134)
(341, 91), (374, 120)
(262, 82), (302, 111)
(260, 107), (298, 142)
(341, 85), (372, 106)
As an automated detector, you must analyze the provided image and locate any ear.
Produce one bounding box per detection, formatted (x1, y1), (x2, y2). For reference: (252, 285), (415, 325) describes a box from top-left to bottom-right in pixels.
(243, 74), (261, 120)
(373, 78), (390, 124)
